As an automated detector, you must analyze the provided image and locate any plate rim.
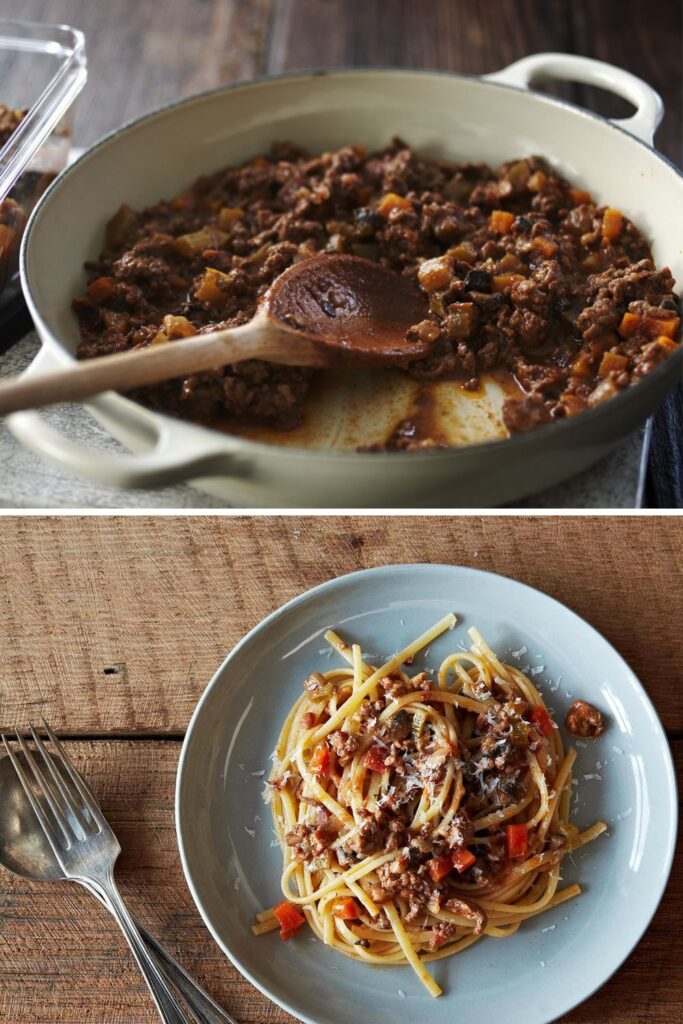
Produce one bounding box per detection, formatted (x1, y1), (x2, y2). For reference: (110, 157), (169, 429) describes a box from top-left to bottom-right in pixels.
(175, 563), (678, 1024)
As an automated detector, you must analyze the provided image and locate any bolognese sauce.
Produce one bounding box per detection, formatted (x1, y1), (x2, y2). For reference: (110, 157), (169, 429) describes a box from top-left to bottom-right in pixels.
(73, 139), (680, 441)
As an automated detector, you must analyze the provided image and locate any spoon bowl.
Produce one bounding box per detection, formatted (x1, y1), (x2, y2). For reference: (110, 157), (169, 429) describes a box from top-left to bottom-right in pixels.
(0, 752), (65, 882)
(265, 253), (431, 366)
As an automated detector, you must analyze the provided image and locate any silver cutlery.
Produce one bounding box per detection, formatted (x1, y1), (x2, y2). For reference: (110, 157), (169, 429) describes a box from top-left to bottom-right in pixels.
(0, 722), (236, 1024)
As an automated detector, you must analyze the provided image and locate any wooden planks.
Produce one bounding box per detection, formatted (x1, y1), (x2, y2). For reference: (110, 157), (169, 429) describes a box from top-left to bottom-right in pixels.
(0, 516), (682, 735)
(0, 737), (680, 1023)
(3, 0), (679, 164)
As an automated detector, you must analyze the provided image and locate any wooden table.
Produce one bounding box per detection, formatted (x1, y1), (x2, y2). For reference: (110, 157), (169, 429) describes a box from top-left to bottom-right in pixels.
(0, 0), (681, 509)
(0, 515), (681, 1022)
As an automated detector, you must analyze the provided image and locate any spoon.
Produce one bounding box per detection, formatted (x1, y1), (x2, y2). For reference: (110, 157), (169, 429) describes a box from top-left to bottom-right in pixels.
(0, 753), (236, 1024)
(0, 253), (431, 416)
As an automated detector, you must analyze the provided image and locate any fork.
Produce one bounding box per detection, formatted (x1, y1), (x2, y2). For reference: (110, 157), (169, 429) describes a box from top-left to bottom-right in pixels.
(3, 723), (196, 1024)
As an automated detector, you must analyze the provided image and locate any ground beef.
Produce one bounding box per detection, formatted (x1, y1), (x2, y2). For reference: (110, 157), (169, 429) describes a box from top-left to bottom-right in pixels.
(73, 140), (680, 436)
(0, 104), (26, 149)
(328, 729), (361, 766)
(285, 819), (336, 863)
(565, 700), (606, 738)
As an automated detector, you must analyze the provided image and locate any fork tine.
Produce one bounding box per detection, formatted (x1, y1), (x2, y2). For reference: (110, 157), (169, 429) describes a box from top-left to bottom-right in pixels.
(22, 724), (90, 841)
(2, 733), (71, 850)
(29, 723), (92, 836)
(40, 718), (105, 827)
(14, 730), (78, 844)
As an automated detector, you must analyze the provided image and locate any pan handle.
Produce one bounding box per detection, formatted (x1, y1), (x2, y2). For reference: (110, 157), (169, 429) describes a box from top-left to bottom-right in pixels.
(483, 52), (663, 144)
(5, 346), (242, 491)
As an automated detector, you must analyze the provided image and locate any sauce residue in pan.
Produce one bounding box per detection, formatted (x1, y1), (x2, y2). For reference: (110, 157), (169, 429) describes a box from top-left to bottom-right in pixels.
(207, 368), (525, 451)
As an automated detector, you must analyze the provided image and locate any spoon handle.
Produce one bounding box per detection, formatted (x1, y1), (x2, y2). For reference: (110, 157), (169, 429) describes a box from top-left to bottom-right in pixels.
(0, 316), (303, 416)
(134, 919), (237, 1024)
(89, 873), (191, 1024)
(83, 880), (236, 1024)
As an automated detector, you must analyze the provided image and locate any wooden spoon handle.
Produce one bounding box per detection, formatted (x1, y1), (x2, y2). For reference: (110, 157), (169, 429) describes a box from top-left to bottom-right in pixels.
(0, 321), (276, 416)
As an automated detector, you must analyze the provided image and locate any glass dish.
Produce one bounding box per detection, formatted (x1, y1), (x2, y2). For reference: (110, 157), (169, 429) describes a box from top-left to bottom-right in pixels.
(0, 20), (86, 312)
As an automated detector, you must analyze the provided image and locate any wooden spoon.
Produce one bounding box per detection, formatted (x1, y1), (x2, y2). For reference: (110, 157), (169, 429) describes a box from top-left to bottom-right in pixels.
(0, 254), (433, 415)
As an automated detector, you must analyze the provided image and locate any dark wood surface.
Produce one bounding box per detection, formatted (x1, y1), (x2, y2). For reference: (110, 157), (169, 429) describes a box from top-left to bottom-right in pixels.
(0, 515), (681, 1022)
(3, 0), (681, 166)
(1, 0), (679, 164)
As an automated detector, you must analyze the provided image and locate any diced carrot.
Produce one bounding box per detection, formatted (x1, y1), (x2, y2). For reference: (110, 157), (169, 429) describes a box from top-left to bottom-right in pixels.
(569, 187), (592, 205)
(490, 210), (515, 234)
(417, 256), (452, 293)
(195, 267), (231, 305)
(560, 393), (588, 417)
(527, 171), (547, 192)
(530, 706), (556, 737)
(601, 208), (624, 242)
(451, 848), (476, 873)
(332, 897), (360, 920)
(309, 743), (330, 776)
(530, 236), (559, 258)
(492, 273), (524, 293)
(447, 241), (477, 262)
(161, 314), (196, 339)
(497, 252), (524, 273)
(619, 312), (680, 340)
(506, 823), (528, 859)
(618, 312), (642, 337)
(653, 335), (679, 353)
(597, 351), (629, 377)
(427, 856), (452, 883)
(365, 745), (388, 773)
(273, 900), (306, 939)
(86, 276), (116, 304)
(377, 192), (412, 218)
(571, 352), (594, 378)
(656, 318), (681, 339)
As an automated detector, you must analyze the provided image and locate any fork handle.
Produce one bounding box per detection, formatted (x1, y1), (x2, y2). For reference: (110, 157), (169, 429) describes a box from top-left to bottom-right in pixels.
(89, 873), (191, 1024)
(82, 880), (236, 1024)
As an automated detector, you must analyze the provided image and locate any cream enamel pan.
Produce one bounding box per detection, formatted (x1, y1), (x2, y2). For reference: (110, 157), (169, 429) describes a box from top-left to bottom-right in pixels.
(12, 55), (683, 507)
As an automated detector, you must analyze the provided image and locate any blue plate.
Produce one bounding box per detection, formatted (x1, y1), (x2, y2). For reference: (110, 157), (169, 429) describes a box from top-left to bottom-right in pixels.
(176, 564), (677, 1024)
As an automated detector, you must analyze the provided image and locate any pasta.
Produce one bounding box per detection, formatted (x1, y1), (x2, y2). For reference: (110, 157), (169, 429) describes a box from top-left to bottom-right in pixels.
(254, 616), (606, 996)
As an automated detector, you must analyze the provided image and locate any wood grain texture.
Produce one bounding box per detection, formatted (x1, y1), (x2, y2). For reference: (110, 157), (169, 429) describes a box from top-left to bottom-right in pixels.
(0, 515), (681, 735)
(0, 738), (680, 1024)
(2, 0), (680, 165)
